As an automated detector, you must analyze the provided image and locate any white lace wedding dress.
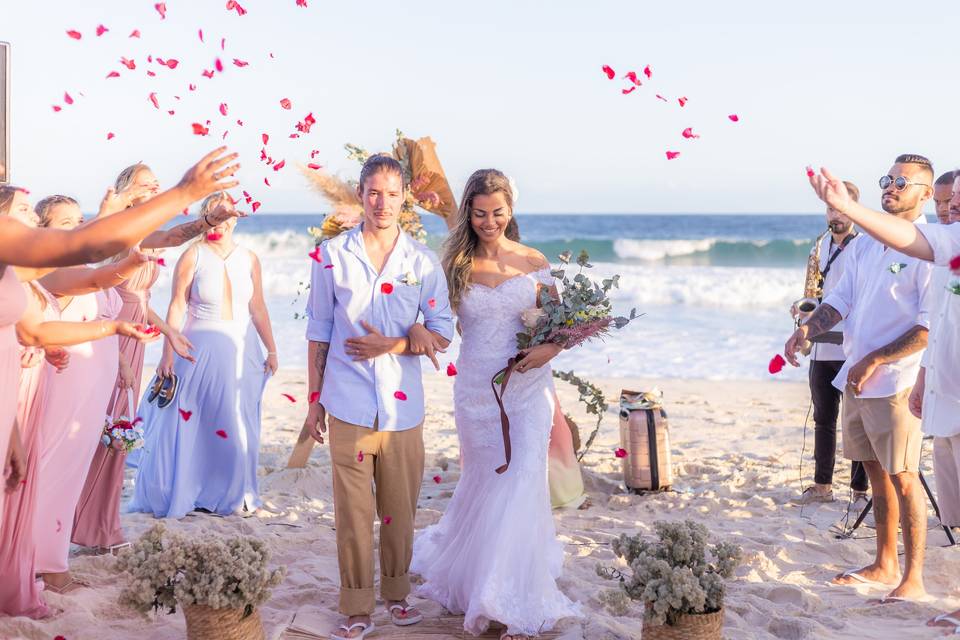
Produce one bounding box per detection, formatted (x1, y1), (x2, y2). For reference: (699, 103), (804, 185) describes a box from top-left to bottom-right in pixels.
(411, 267), (581, 637)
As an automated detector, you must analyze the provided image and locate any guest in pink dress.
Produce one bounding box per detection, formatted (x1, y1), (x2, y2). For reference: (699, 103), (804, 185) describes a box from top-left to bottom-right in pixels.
(0, 265), (27, 533)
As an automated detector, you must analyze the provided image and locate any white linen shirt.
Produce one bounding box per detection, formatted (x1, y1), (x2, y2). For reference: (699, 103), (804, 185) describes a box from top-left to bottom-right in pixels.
(822, 217), (933, 398)
(305, 225), (455, 431)
(811, 233), (858, 362)
(917, 224), (960, 437)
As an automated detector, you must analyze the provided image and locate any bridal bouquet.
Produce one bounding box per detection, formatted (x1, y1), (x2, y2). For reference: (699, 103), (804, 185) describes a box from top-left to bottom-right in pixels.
(100, 415), (145, 454)
(492, 250), (638, 473)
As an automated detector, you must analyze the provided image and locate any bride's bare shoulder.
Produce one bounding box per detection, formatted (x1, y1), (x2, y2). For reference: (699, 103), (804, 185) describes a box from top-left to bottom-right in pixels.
(516, 244), (549, 272)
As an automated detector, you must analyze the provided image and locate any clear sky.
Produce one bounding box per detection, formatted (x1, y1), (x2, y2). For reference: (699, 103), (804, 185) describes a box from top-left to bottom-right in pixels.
(3, 0), (959, 214)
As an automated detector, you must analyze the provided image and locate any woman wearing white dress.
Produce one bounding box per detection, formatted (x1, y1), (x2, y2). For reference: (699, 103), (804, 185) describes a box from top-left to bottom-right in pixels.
(130, 193), (278, 518)
(412, 170), (581, 639)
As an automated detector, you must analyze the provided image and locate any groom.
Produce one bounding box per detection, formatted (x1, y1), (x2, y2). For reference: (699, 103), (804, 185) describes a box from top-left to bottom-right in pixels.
(303, 154), (454, 638)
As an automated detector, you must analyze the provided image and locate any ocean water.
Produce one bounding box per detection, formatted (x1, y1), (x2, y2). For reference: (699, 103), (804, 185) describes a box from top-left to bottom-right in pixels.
(143, 213), (834, 382)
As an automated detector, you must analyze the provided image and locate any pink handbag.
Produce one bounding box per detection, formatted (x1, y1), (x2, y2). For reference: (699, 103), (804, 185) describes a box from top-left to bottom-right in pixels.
(619, 389), (672, 491)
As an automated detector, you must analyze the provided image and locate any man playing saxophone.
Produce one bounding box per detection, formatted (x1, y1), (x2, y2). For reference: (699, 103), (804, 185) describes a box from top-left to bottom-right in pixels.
(791, 181), (869, 507)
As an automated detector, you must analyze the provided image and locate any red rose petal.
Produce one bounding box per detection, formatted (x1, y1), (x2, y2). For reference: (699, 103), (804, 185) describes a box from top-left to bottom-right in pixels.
(233, 58), (249, 67)
(157, 257), (166, 266)
(52, 105), (62, 112)
(297, 0), (308, 6)
(96, 24), (109, 36)
(273, 159), (286, 172)
(147, 70), (157, 77)
(216, 429), (228, 439)
(281, 393), (296, 403)
(148, 92), (159, 109)
(382, 516), (392, 525)
(164, 59), (179, 69)
(215, 58), (224, 73)
(179, 409), (193, 421)
(432, 475), (441, 484)
(307, 163), (322, 170)
(64, 92), (74, 105)
(154, 2), (167, 19)
(202, 69), (215, 79)
(949, 254), (960, 272)
(806, 166), (815, 178)
(219, 102), (229, 116)
(446, 363), (458, 377)
(251, 201), (261, 212)
(655, 94), (668, 102)
(66, 30), (82, 40)
(615, 447), (628, 458)
(357, 451), (364, 462)
(681, 127), (700, 139)
(308, 391), (320, 403)
(728, 114), (740, 122)
(393, 390), (407, 401)
(308, 247), (323, 263)
(189, 83), (197, 91)
(168, 110), (175, 115)
(107, 132), (115, 140)
(106, 71), (120, 79)
(198, 29), (204, 42)
(221, 37), (227, 50)
(601, 65), (615, 80)
(678, 96), (688, 107)
(768, 354), (786, 375)
(129, 29), (141, 38)
(381, 282), (394, 294)
(666, 151), (681, 160)
(280, 98), (292, 110)
(427, 298), (436, 309)
(120, 56), (136, 70)
(622, 86), (636, 95)
(324, 265), (333, 270)
(643, 65), (652, 79)
(261, 133), (269, 145)
(264, 177), (271, 187)
(192, 123), (210, 136)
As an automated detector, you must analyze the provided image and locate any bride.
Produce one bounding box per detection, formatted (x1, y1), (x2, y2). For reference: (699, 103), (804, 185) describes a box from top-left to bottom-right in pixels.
(411, 170), (581, 639)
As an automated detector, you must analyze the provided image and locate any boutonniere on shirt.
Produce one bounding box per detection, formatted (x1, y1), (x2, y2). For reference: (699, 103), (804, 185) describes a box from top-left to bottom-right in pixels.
(948, 279), (960, 297)
(397, 270), (421, 287)
(888, 262), (907, 274)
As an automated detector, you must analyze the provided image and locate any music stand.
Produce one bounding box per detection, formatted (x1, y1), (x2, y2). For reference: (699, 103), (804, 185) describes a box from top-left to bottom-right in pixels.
(844, 438), (957, 546)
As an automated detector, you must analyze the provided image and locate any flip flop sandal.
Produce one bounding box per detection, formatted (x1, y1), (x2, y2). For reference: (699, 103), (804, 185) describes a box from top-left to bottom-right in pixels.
(832, 569), (894, 587)
(388, 604), (423, 626)
(146, 374), (164, 404)
(156, 374), (179, 409)
(929, 613), (960, 632)
(44, 577), (90, 595)
(330, 621), (376, 640)
(107, 542), (131, 556)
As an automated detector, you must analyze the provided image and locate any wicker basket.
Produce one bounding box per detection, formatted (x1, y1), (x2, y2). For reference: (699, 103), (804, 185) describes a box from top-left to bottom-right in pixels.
(183, 604), (265, 640)
(642, 609), (724, 640)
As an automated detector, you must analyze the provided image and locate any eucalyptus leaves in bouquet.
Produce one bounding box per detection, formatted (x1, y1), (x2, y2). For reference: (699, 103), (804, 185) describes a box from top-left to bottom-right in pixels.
(597, 520), (742, 626)
(114, 523), (285, 619)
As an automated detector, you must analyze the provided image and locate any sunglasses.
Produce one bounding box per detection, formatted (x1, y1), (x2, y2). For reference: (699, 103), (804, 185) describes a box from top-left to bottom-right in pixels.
(879, 175), (931, 191)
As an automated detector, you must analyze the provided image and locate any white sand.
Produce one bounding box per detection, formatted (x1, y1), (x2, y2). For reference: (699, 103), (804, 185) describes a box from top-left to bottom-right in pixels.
(2, 370), (959, 640)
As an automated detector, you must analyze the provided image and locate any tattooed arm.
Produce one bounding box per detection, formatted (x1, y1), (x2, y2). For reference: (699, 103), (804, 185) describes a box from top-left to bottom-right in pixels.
(305, 341), (330, 440)
(140, 217), (212, 249)
(847, 325), (928, 395)
(783, 303), (842, 367)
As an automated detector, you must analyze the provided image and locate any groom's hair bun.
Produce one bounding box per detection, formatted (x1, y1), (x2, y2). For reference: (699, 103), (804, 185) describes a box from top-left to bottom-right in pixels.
(359, 153), (404, 190)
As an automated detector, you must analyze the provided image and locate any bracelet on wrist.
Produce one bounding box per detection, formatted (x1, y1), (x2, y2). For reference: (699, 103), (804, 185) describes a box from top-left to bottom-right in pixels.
(203, 213), (213, 227)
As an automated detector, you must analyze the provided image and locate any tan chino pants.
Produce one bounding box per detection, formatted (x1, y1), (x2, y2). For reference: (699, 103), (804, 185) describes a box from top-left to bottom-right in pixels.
(328, 415), (424, 616)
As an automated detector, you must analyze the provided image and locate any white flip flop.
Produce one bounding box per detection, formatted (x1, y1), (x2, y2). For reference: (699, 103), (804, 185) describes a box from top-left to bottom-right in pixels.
(330, 621), (376, 640)
(833, 569), (890, 587)
(929, 613), (960, 633)
(388, 603), (423, 626)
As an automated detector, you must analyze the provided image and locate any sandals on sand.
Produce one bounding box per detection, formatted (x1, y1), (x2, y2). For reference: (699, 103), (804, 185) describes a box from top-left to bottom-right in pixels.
(330, 621), (376, 640)
(833, 569), (898, 587)
(388, 603), (423, 626)
(44, 577), (90, 595)
(928, 613), (960, 633)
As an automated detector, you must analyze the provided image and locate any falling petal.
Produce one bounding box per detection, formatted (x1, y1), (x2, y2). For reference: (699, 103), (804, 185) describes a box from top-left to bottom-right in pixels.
(106, 132), (115, 140)
(202, 69), (215, 79)
(281, 393), (297, 403)
(66, 30), (83, 40)
(728, 114), (740, 122)
(216, 429), (228, 439)
(63, 92), (74, 105)
(273, 159), (286, 171)
(427, 298), (436, 309)
(236, 119), (243, 126)
(157, 257), (166, 266)
(383, 516), (392, 525)
(280, 97), (292, 110)
(120, 57), (136, 70)
(192, 123), (210, 136)
(297, 0), (308, 5)
(324, 264), (333, 270)
(148, 92), (159, 109)
(806, 166), (815, 178)
(262, 133), (269, 145)
(601, 65), (615, 80)
(264, 177), (271, 186)
(106, 71), (121, 79)
(655, 94), (668, 102)
(96, 24), (109, 37)
(357, 451), (364, 462)
(308, 391), (320, 403)
(381, 283), (394, 294)
(146, 70), (156, 77)
(154, 2), (167, 19)
(129, 29), (141, 38)
(393, 390), (407, 401)
(768, 354), (786, 374)
(233, 58), (249, 67)
(624, 71), (641, 86)
(433, 475), (441, 484)
(198, 28), (204, 42)
(678, 97), (688, 107)
(307, 163), (322, 170)
(179, 409), (193, 421)
(446, 363), (458, 377)
(622, 86), (636, 95)
(666, 151), (681, 160)
(615, 448), (628, 458)
(219, 102), (229, 116)
(215, 58), (224, 72)
(681, 127), (699, 139)
(643, 65), (652, 79)
(308, 247), (323, 263)
(251, 201), (261, 213)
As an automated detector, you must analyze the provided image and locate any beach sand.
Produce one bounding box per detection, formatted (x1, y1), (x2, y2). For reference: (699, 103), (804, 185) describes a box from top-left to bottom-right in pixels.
(2, 370), (958, 640)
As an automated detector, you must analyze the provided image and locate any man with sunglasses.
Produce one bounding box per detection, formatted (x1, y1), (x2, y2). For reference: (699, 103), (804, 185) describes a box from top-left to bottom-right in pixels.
(806, 167), (960, 628)
(785, 154), (935, 602)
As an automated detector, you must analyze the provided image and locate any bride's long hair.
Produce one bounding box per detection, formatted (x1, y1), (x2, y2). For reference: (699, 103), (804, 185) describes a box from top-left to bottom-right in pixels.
(441, 169), (518, 311)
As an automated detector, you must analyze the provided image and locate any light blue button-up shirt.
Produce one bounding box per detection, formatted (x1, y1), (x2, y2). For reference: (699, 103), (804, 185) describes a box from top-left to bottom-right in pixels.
(305, 224), (455, 431)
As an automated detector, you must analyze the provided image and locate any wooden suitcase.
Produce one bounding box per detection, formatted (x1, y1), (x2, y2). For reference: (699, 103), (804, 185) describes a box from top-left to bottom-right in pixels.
(619, 389), (672, 492)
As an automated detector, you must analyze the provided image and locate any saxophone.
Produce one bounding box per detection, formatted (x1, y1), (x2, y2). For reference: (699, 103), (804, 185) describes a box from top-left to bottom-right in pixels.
(792, 230), (829, 355)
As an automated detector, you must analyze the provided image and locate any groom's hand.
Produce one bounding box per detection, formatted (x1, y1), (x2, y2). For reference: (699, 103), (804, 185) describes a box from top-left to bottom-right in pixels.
(304, 402), (327, 444)
(345, 321), (402, 361)
(408, 323), (442, 370)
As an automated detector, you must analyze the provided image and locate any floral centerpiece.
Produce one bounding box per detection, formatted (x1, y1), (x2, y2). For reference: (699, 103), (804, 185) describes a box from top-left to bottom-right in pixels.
(598, 520), (742, 640)
(100, 415), (145, 454)
(491, 250), (638, 472)
(115, 523), (285, 640)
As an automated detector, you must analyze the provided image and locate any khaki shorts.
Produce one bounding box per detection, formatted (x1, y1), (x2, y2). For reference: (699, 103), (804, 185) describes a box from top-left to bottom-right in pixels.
(842, 387), (922, 475)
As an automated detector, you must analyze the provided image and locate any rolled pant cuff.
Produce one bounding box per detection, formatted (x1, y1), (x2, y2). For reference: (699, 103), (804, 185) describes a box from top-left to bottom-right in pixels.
(339, 586), (376, 616)
(380, 574), (411, 602)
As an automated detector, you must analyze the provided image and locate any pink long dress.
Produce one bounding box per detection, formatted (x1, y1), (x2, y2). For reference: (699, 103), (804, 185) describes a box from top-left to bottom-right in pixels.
(0, 284), (58, 617)
(548, 391), (587, 510)
(34, 288), (121, 574)
(0, 266), (28, 533)
(73, 261), (159, 548)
